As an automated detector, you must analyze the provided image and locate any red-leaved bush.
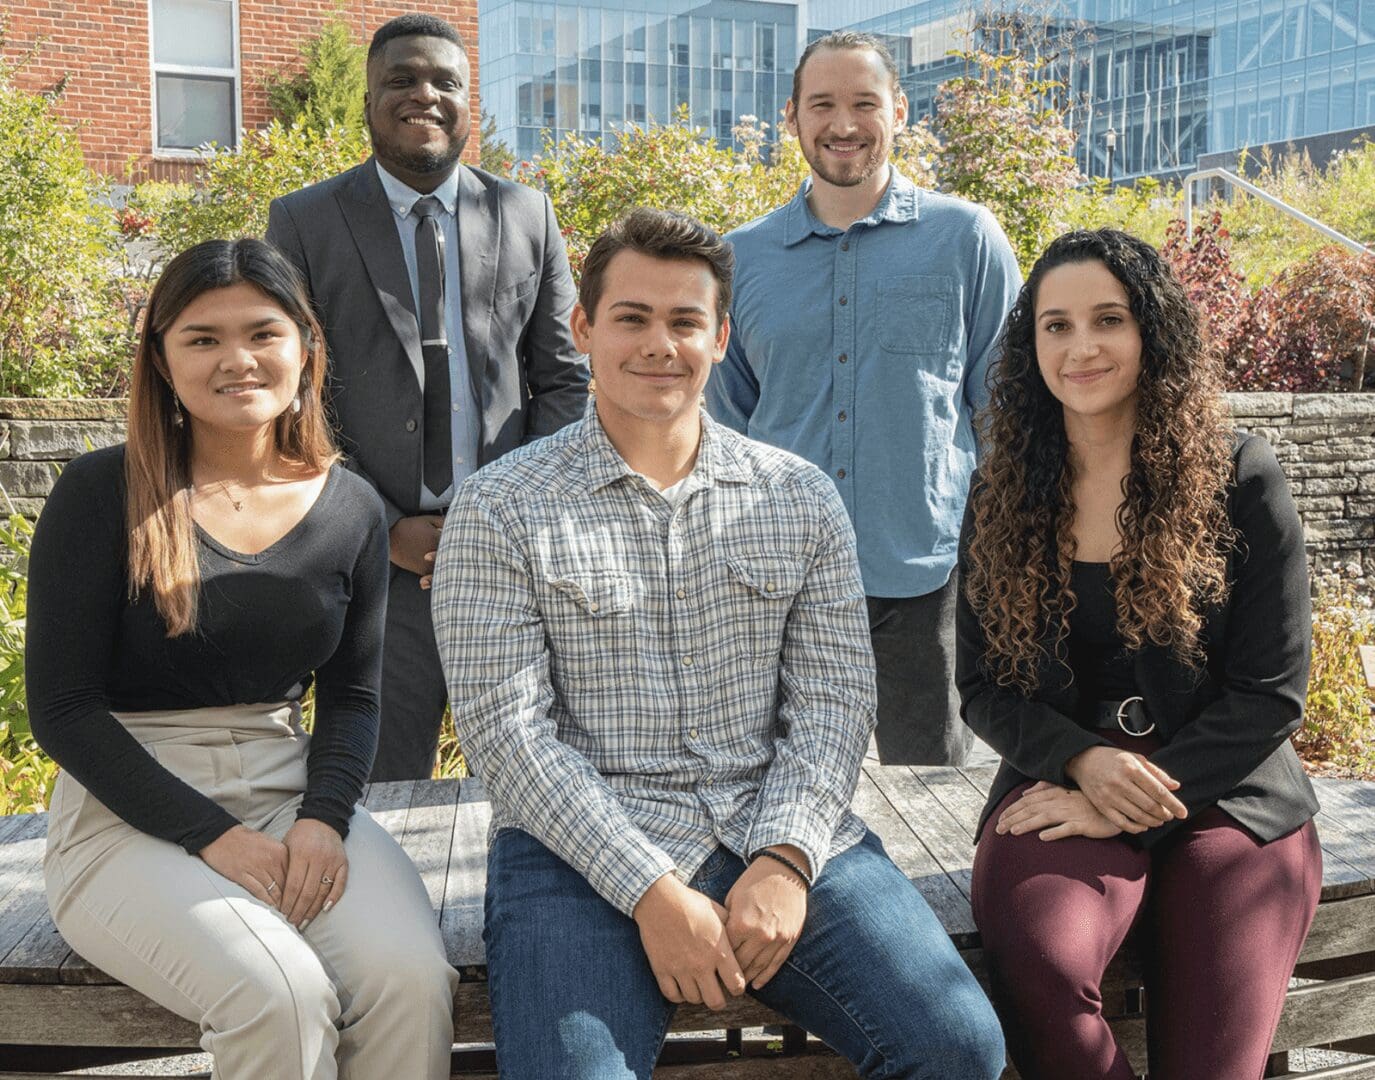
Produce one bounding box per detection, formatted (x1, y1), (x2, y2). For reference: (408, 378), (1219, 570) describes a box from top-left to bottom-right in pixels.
(1164, 214), (1375, 391)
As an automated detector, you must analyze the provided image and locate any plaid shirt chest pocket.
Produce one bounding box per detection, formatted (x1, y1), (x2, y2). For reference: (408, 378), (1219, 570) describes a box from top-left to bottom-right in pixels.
(542, 569), (640, 687)
(724, 555), (808, 666)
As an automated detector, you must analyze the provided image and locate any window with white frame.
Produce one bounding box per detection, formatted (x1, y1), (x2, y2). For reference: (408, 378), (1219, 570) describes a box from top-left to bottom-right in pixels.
(150, 0), (239, 152)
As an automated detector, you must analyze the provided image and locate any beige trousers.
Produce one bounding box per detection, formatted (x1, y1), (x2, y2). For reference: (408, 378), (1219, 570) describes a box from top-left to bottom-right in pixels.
(44, 703), (458, 1080)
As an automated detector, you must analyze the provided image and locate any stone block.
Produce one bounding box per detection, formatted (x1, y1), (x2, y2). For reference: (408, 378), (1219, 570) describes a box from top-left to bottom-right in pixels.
(1295, 496), (1345, 515)
(0, 398), (128, 421)
(0, 460), (61, 498)
(8, 420), (126, 460)
(1347, 499), (1375, 519)
(0, 423), (8, 462)
(6, 497), (45, 518)
(1280, 425), (1348, 444)
(1303, 518), (1375, 542)
(1298, 438), (1375, 463)
(1290, 394), (1375, 423)
(1358, 475), (1375, 494)
(1303, 476), (1360, 496)
(1225, 392), (1292, 418)
(1286, 461), (1346, 479)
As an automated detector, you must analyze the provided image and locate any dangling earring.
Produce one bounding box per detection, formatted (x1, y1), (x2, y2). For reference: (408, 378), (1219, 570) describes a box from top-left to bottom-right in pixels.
(291, 395), (301, 414)
(171, 391), (185, 429)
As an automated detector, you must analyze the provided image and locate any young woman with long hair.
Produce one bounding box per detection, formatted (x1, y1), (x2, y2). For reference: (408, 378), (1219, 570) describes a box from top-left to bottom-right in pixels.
(958, 229), (1321, 1079)
(26, 239), (456, 1079)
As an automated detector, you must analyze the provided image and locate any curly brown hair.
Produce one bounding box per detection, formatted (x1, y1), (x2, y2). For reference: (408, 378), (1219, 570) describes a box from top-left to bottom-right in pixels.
(965, 229), (1236, 693)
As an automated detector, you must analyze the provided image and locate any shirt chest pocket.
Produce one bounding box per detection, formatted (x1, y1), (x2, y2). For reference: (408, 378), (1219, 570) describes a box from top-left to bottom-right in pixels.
(543, 570), (639, 686)
(725, 555), (808, 667)
(877, 274), (957, 361)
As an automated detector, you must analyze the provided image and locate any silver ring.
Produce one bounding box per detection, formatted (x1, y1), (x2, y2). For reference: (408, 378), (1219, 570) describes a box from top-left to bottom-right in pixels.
(320, 874), (334, 886)
(1116, 696), (1155, 736)
(266, 879), (279, 893)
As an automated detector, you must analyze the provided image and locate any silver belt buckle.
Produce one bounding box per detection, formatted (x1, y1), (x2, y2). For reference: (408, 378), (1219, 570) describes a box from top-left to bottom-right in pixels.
(1116, 695), (1155, 736)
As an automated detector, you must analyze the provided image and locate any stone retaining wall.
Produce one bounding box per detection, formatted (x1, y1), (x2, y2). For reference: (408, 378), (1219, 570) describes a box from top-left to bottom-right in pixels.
(2, 394), (1373, 586)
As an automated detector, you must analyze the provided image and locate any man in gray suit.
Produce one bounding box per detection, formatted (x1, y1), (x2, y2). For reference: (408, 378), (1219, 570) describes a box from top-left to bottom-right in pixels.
(266, 13), (589, 781)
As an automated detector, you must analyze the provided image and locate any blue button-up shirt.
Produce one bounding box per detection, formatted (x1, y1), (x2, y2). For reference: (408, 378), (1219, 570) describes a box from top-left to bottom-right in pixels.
(376, 162), (481, 509)
(708, 170), (1022, 598)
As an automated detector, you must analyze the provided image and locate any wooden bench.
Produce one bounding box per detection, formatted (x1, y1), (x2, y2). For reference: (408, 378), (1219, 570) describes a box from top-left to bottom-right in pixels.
(0, 766), (1372, 1078)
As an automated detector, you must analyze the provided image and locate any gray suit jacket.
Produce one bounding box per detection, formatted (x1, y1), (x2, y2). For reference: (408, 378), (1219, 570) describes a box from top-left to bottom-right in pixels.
(266, 159), (589, 525)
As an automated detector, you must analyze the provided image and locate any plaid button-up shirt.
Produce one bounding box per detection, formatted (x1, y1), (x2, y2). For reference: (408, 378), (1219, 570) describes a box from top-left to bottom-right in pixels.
(432, 408), (875, 917)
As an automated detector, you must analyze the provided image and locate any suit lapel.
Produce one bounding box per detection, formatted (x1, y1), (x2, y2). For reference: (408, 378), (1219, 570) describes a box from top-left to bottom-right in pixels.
(456, 166), (498, 403)
(336, 160), (423, 390)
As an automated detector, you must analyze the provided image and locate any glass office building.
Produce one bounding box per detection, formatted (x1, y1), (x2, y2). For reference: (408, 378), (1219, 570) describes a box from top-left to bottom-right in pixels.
(807, 0), (1375, 180)
(479, 0), (802, 162)
(482, 0), (1375, 180)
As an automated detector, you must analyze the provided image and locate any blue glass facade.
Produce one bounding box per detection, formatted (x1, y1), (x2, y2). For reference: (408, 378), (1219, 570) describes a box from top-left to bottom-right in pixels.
(479, 0), (801, 162)
(806, 0), (1375, 180)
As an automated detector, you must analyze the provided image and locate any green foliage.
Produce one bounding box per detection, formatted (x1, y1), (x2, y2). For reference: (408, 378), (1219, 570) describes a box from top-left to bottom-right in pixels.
(1297, 578), (1375, 777)
(929, 48), (1082, 272)
(523, 108), (938, 278)
(0, 42), (129, 398)
(1054, 177), (1175, 249)
(132, 118), (371, 255)
(480, 111), (515, 178)
(1217, 143), (1375, 288)
(262, 9), (367, 133)
(0, 509), (56, 815)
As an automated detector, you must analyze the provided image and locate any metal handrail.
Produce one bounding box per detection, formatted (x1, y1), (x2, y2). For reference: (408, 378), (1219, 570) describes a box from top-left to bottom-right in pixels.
(1182, 167), (1371, 257)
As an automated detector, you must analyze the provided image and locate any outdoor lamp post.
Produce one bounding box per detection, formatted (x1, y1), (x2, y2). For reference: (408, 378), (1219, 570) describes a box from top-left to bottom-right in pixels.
(1105, 126), (1118, 184)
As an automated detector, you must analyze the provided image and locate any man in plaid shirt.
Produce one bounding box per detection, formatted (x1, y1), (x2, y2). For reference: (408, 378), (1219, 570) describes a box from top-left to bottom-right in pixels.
(432, 208), (1003, 1078)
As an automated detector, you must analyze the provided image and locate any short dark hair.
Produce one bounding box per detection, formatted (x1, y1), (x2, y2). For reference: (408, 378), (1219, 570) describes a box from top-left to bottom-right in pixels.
(579, 208), (735, 325)
(792, 31), (902, 105)
(367, 14), (467, 64)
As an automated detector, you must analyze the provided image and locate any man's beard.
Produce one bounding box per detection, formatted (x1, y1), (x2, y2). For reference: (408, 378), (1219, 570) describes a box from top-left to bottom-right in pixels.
(802, 140), (886, 188)
(369, 120), (468, 177)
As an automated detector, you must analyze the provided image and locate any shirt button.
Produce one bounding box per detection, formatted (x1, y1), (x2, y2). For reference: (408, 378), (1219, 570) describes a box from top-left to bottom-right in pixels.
(405, 419), (417, 432)
(682, 655), (694, 667)
(837, 468), (847, 479)
(589, 602), (600, 613)
(765, 581), (776, 592)
(452, 404), (460, 412)
(675, 588), (686, 599)
(838, 411), (847, 422)
(838, 296), (848, 306)
(838, 353), (848, 363)
(841, 241), (850, 251)
(689, 727), (699, 738)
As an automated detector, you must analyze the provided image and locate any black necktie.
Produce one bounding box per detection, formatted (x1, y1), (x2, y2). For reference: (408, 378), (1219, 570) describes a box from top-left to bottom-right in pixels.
(414, 196), (452, 496)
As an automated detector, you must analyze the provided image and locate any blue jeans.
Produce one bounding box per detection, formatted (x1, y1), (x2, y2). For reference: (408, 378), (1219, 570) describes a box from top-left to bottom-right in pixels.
(484, 828), (1005, 1080)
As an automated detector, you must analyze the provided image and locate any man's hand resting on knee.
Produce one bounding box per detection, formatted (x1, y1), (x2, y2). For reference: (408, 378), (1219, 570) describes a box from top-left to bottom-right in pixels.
(633, 874), (747, 1009)
(725, 845), (809, 990)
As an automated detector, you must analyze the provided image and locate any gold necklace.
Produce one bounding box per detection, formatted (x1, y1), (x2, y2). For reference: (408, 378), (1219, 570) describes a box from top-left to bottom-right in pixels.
(216, 480), (244, 512)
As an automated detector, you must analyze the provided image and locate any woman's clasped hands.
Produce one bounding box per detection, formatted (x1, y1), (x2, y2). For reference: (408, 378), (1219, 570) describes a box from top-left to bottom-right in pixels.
(997, 746), (1189, 842)
(198, 819), (348, 930)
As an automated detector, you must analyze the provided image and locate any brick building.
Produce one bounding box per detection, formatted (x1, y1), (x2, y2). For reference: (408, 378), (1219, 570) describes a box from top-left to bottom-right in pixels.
(2, 1), (480, 181)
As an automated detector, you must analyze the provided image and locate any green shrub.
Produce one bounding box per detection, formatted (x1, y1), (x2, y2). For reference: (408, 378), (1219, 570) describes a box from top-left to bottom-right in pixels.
(134, 118), (370, 255)
(0, 40), (129, 398)
(1297, 578), (1375, 776)
(262, 9), (367, 133)
(0, 509), (56, 814)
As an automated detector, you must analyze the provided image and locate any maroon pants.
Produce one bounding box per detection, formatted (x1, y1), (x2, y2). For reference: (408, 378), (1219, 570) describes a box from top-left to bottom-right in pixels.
(971, 774), (1321, 1080)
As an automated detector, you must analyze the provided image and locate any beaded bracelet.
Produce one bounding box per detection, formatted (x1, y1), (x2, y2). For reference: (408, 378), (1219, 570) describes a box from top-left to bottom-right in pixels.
(752, 848), (812, 890)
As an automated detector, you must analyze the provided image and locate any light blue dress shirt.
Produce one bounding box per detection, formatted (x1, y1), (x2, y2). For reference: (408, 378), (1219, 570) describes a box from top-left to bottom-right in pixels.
(376, 162), (481, 509)
(707, 170), (1023, 599)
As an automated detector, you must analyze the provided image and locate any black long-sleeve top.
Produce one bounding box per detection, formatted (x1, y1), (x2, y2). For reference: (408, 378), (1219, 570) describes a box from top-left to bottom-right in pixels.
(26, 445), (389, 854)
(956, 433), (1320, 847)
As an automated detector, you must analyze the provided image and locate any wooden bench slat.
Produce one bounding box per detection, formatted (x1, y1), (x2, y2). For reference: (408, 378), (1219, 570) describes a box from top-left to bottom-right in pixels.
(1273, 971), (1375, 1052)
(440, 780), (491, 974)
(401, 779), (461, 918)
(906, 765), (987, 839)
(1270, 1062), (1375, 1080)
(1297, 893), (1375, 965)
(1315, 783), (1375, 891)
(848, 771), (975, 943)
(0, 820), (54, 984)
(363, 779), (417, 839)
(869, 767), (977, 899)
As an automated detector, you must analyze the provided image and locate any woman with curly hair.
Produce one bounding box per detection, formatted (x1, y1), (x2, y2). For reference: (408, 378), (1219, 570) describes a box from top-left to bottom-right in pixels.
(958, 228), (1321, 1080)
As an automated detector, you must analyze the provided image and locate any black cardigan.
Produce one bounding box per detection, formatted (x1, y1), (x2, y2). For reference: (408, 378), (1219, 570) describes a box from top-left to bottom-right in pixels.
(956, 433), (1320, 847)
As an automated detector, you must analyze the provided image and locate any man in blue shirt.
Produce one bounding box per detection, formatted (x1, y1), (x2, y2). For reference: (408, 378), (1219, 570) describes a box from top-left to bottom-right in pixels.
(708, 31), (1022, 765)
